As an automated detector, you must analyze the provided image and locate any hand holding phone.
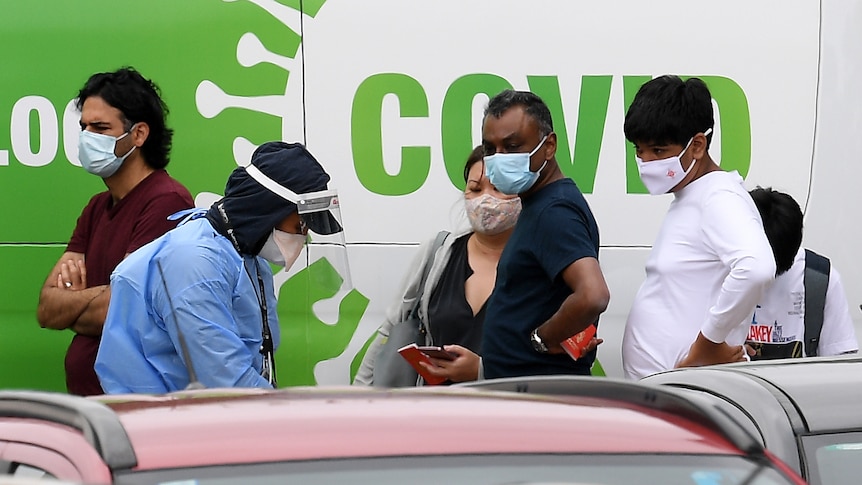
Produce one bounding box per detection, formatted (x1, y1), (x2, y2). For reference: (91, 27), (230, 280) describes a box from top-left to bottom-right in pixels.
(397, 344), (447, 385)
(417, 345), (457, 361)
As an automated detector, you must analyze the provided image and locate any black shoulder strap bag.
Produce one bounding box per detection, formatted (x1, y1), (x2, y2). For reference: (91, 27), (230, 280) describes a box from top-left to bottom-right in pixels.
(373, 230), (450, 387)
(803, 249), (830, 357)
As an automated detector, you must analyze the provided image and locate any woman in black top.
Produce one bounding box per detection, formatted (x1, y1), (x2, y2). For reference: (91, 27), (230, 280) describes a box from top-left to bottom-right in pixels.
(418, 146), (521, 383)
(355, 146), (521, 385)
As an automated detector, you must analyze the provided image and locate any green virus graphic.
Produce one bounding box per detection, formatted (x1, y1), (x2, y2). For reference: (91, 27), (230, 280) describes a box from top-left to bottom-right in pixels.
(277, 258), (370, 386)
(196, 0), (318, 165)
(194, 0), (369, 386)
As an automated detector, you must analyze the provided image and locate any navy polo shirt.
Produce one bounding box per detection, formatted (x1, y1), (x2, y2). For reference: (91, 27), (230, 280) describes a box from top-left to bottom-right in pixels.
(482, 178), (600, 378)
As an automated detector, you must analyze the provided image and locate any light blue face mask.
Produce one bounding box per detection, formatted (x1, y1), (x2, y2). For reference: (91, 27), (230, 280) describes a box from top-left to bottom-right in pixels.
(77, 125), (136, 178)
(484, 135), (548, 195)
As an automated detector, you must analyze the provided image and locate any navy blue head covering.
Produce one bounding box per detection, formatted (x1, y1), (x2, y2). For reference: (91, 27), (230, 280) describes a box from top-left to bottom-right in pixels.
(206, 141), (330, 255)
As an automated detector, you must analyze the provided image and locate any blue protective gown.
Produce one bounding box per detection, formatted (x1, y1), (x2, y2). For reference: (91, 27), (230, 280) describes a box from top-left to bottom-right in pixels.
(95, 212), (281, 394)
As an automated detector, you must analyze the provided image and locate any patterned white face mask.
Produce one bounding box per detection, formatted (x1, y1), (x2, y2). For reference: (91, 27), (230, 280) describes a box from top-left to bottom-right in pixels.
(464, 193), (522, 235)
(636, 128), (713, 195)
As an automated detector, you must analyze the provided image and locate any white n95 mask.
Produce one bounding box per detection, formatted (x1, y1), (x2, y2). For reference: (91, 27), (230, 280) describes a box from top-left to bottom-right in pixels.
(77, 126), (136, 178)
(259, 229), (306, 268)
(636, 128), (713, 195)
(273, 230), (306, 269)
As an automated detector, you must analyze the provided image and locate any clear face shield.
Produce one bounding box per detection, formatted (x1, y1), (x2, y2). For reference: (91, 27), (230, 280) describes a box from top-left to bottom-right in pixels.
(243, 163), (352, 294)
(295, 189), (352, 294)
(243, 162), (352, 388)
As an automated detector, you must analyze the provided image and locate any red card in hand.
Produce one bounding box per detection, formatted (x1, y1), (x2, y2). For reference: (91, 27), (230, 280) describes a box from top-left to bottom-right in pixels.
(398, 344), (447, 385)
(560, 324), (597, 361)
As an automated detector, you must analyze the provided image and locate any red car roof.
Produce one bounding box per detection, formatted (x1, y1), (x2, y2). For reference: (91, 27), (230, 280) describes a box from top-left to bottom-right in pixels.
(101, 387), (742, 471)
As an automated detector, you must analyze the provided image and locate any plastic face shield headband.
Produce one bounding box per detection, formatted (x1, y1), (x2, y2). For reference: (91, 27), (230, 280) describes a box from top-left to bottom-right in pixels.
(244, 164), (343, 236)
(244, 163), (352, 291)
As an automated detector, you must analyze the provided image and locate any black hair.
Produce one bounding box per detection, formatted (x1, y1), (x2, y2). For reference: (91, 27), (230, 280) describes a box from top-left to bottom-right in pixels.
(484, 89), (553, 136)
(749, 187), (804, 276)
(75, 67), (173, 169)
(462, 145), (485, 182)
(624, 75), (714, 148)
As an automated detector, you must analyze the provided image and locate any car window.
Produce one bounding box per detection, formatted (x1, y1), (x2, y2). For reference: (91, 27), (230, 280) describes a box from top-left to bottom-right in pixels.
(802, 432), (862, 485)
(0, 443), (80, 483)
(8, 462), (53, 479)
(117, 454), (797, 485)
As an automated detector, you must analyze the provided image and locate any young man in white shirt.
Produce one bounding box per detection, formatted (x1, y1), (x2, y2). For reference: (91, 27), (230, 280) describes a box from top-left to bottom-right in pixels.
(746, 187), (859, 358)
(622, 75), (776, 380)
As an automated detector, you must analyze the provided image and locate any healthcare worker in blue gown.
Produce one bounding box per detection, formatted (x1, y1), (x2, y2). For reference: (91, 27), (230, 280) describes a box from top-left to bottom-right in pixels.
(95, 141), (346, 394)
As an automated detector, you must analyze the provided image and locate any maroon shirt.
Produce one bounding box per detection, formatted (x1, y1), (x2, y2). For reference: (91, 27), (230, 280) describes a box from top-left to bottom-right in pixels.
(65, 169), (193, 395)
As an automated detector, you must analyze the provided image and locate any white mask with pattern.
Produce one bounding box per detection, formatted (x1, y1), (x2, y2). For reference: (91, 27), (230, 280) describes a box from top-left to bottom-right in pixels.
(464, 193), (522, 235)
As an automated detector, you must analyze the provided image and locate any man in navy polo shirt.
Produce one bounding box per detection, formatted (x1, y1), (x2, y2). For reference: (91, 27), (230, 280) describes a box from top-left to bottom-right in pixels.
(481, 90), (610, 378)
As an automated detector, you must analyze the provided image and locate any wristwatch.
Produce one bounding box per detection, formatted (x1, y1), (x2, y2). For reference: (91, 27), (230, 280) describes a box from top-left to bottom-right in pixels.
(530, 328), (549, 354)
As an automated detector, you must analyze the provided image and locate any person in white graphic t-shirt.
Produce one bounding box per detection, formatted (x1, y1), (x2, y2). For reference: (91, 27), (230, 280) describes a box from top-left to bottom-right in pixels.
(745, 187), (858, 359)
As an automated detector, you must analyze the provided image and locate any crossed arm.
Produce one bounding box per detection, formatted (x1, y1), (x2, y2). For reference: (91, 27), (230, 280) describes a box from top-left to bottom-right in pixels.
(36, 251), (115, 337)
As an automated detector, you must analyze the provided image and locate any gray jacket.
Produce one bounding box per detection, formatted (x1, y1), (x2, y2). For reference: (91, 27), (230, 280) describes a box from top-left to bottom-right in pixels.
(354, 230), (465, 385)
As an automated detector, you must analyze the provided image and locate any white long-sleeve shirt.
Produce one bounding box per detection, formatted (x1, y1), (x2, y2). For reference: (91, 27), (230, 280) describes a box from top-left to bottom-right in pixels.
(623, 170), (776, 379)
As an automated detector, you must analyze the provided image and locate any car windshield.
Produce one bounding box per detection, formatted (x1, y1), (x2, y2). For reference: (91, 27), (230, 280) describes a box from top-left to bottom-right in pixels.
(802, 432), (862, 485)
(117, 454), (795, 485)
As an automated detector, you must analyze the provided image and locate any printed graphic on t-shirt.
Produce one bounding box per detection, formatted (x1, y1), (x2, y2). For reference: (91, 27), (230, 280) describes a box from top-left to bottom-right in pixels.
(746, 305), (803, 360)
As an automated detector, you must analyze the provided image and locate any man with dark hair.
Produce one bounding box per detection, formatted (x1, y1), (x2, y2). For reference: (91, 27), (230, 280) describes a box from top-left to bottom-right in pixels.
(480, 89), (610, 378)
(96, 142), (345, 394)
(36, 67), (193, 395)
(621, 75), (775, 379)
(746, 187), (858, 358)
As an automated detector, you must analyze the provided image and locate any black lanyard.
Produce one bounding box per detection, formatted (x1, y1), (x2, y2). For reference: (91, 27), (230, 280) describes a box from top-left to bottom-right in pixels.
(218, 202), (278, 387)
(251, 258), (277, 388)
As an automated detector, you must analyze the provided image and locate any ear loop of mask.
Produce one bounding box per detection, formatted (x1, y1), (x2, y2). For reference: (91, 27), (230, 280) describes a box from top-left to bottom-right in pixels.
(680, 127), (714, 161)
(530, 135), (549, 174)
(531, 135), (548, 156)
(677, 127), (713, 177)
(115, 124), (137, 160)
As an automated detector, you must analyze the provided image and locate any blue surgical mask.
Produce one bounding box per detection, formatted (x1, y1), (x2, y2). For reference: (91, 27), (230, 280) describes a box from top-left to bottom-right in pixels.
(484, 135), (548, 195)
(77, 126), (136, 178)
